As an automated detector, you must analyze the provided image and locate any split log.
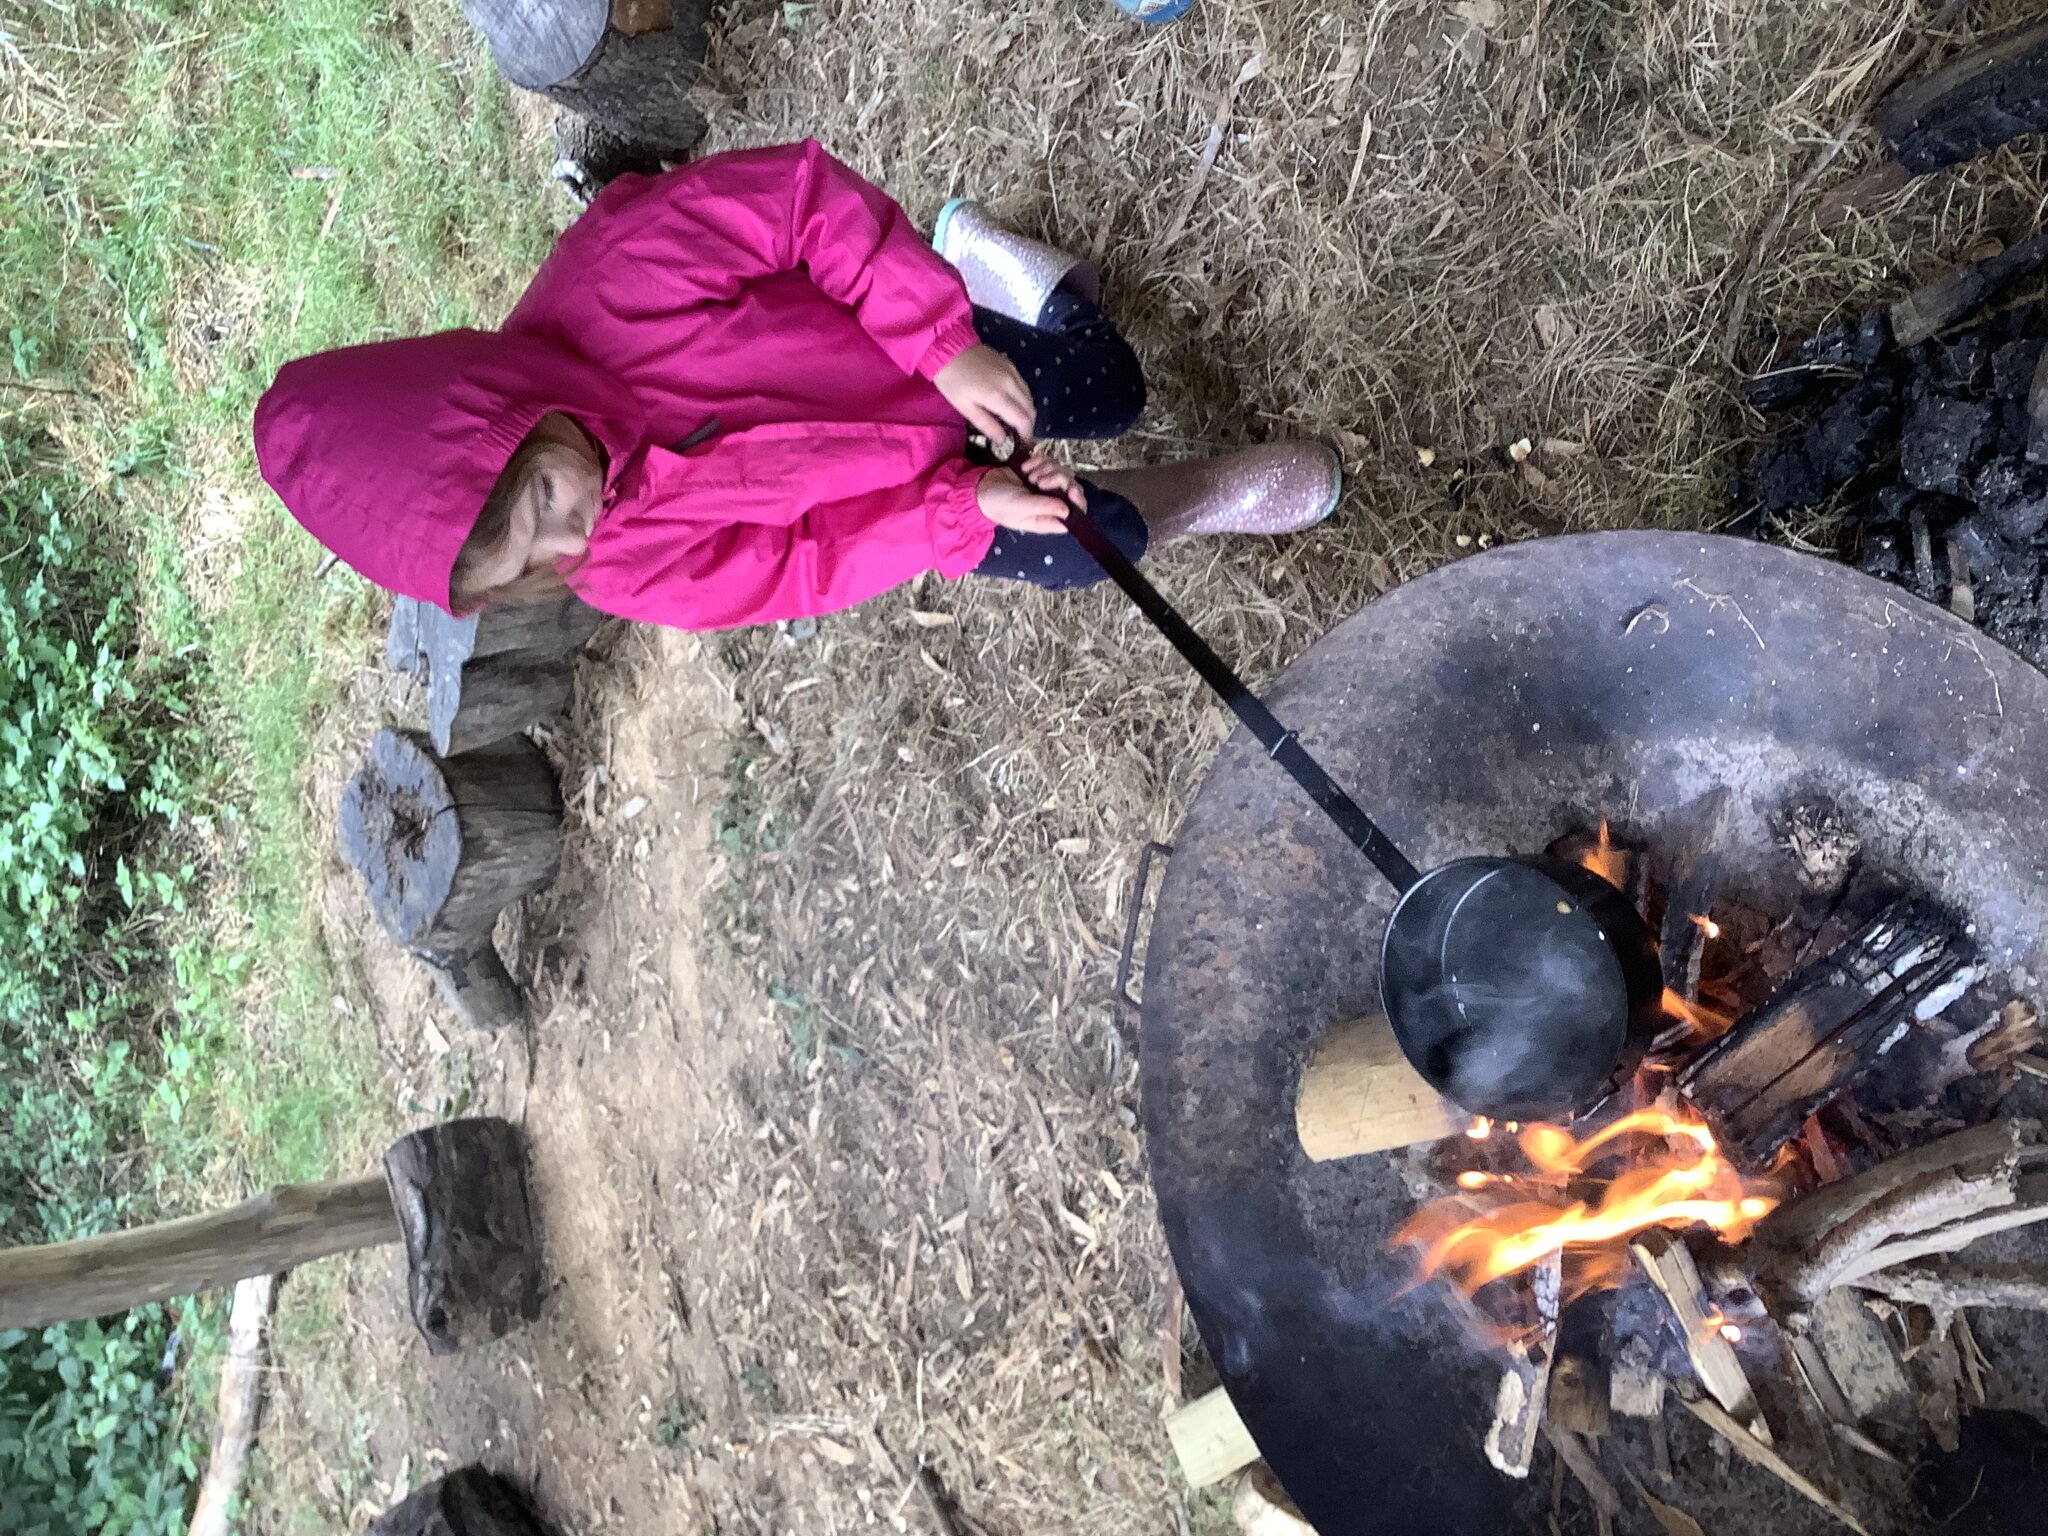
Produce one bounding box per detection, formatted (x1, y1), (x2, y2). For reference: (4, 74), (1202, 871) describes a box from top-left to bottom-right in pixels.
(1804, 1289), (1909, 1422)
(1487, 1251), (1562, 1478)
(464, 0), (710, 161)
(370, 1466), (550, 1536)
(1677, 897), (1973, 1167)
(339, 730), (562, 1033)
(1876, 20), (2048, 176)
(1890, 232), (2048, 346)
(1295, 1015), (1465, 1160)
(1752, 1119), (2048, 1325)
(1547, 1301), (1611, 1438)
(185, 1276), (278, 1536)
(0, 1176), (399, 1329)
(1630, 1229), (1772, 1445)
(384, 1118), (544, 1356)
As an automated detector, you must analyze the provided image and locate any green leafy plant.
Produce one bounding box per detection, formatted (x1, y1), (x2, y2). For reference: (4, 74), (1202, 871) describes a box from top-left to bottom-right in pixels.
(0, 1311), (201, 1536)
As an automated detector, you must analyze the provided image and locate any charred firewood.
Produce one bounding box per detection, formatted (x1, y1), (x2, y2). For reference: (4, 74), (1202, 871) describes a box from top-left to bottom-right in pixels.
(1877, 20), (2048, 177)
(1678, 898), (1975, 1167)
(1891, 233), (2048, 347)
(1656, 788), (1732, 1008)
(383, 1119), (544, 1356)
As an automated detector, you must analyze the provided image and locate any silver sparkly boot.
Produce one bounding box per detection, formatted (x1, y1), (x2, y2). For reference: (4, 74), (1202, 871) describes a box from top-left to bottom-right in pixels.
(932, 199), (1101, 323)
(1088, 445), (1343, 543)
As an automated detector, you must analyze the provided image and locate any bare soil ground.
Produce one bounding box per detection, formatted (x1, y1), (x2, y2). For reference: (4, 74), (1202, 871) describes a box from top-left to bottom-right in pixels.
(249, 2), (2048, 1533)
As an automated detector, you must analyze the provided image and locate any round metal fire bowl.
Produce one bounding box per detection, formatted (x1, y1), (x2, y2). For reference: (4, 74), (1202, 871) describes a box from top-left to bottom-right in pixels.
(1138, 531), (2048, 1536)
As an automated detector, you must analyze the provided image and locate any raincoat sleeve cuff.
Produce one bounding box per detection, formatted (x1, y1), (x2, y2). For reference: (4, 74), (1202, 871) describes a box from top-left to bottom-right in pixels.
(916, 315), (983, 382)
(929, 461), (996, 577)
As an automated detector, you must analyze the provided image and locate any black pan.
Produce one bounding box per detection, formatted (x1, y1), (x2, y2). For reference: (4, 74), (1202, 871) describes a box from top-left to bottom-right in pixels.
(1059, 498), (1662, 1119)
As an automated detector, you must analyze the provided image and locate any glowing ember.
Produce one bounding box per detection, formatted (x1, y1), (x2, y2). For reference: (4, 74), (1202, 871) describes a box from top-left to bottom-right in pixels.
(1580, 820), (1627, 890)
(1395, 1106), (1779, 1301)
(1701, 1310), (1745, 1344)
(1465, 1116), (1494, 1141)
(1690, 913), (1722, 940)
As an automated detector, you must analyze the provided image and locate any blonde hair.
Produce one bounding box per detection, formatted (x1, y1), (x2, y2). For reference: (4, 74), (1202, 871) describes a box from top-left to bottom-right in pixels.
(450, 436), (575, 612)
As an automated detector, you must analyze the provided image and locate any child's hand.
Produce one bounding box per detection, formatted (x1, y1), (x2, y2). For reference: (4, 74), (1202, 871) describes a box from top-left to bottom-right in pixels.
(978, 459), (1083, 535)
(935, 345), (1036, 446)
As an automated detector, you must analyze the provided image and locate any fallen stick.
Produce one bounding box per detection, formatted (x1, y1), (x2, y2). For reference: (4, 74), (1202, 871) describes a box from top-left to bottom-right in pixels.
(187, 1275), (278, 1536)
(1678, 1393), (1872, 1536)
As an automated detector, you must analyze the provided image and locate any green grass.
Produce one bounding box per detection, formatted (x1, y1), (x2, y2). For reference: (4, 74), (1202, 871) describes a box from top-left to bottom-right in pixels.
(2, 0), (559, 1519)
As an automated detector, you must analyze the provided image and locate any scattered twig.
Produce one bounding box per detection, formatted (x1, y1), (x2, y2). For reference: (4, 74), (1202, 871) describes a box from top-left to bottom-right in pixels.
(1852, 1259), (2048, 1327)
(1162, 55), (1262, 246)
(1679, 1393), (1873, 1535)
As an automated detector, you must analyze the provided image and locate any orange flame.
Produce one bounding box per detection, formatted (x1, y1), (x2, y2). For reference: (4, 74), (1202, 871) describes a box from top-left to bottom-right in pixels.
(1661, 988), (1734, 1042)
(1395, 1106), (1777, 1301)
(1690, 913), (1722, 940)
(1580, 820), (1626, 890)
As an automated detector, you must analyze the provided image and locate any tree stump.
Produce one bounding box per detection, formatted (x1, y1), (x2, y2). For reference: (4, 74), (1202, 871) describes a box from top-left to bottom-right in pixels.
(339, 729), (563, 1032)
(464, 0), (711, 167)
(384, 1118), (545, 1356)
(370, 1467), (551, 1536)
(388, 595), (604, 757)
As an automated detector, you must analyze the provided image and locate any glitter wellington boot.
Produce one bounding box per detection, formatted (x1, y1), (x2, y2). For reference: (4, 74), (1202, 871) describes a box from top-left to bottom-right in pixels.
(932, 199), (1101, 324)
(1087, 445), (1343, 542)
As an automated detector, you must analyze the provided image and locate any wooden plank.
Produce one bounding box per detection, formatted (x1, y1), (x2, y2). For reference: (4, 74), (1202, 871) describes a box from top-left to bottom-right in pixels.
(0, 1176), (398, 1329)
(1295, 1015), (1465, 1160)
(1165, 1385), (1259, 1489)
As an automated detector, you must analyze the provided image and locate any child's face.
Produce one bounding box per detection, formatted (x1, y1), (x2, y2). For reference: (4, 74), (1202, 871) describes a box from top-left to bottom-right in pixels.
(468, 413), (604, 591)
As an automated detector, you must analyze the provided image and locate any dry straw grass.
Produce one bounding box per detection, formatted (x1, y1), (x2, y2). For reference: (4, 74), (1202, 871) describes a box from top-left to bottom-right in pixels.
(628, 2), (2048, 1532)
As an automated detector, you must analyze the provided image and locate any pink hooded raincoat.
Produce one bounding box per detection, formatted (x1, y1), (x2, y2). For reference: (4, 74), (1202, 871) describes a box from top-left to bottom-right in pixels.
(254, 140), (996, 628)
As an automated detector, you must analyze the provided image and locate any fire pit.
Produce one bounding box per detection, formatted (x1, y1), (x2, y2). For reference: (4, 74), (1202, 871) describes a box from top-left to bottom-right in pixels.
(1136, 531), (2048, 1535)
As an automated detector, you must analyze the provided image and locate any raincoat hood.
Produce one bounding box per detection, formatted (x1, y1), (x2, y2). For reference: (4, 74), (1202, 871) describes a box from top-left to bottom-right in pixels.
(253, 328), (645, 607)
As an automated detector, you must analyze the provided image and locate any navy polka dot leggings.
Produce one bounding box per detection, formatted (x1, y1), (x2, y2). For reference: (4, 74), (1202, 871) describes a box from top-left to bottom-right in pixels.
(969, 287), (1149, 592)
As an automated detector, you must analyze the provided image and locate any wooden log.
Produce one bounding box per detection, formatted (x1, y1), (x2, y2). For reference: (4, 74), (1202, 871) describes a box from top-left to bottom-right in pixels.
(1890, 232), (2048, 346)
(186, 1276), (278, 1536)
(1877, 20), (2048, 176)
(1805, 1288), (1908, 1421)
(417, 944), (525, 1036)
(399, 592), (607, 671)
(1677, 897), (1973, 1167)
(339, 729), (562, 958)
(1295, 1015), (1465, 1160)
(464, 0), (710, 158)
(0, 1176), (399, 1329)
(431, 652), (576, 757)
(369, 1466), (549, 1536)
(1656, 788), (1731, 1008)
(1487, 1251), (1562, 1479)
(1630, 1229), (1772, 1445)
(383, 1118), (544, 1356)
(1165, 1385), (1260, 1489)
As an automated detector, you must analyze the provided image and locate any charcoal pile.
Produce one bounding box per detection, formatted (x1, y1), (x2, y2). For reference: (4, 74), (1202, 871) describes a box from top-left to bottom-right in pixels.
(1742, 244), (2048, 668)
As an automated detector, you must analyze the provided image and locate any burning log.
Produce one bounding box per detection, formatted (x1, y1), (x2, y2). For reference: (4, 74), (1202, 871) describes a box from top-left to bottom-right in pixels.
(1677, 897), (1974, 1167)
(1485, 1251), (1561, 1479)
(1876, 20), (2048, 177)
(1751, 1119), (2048, 1327)
(1294, 1016), (1464, 1160)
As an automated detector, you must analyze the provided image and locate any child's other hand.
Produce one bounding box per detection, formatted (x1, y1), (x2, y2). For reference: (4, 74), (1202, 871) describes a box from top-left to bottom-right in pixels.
(977, 461), (1083, 535)
(935, 345), (1036, 446)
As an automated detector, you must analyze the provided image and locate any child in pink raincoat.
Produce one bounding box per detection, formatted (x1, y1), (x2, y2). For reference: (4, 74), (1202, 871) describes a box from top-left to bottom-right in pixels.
(254, 139), (1338, 627)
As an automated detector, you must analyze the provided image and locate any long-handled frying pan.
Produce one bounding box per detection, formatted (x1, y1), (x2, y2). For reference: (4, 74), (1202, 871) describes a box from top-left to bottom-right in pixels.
(1052, 486), (1662, 1120)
